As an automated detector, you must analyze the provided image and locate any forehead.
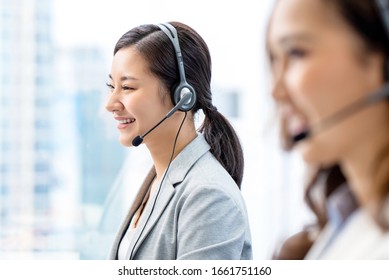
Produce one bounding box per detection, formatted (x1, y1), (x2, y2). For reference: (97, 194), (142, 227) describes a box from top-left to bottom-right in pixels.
(268, 0), (339, 45)
(111, 46), (150, 77)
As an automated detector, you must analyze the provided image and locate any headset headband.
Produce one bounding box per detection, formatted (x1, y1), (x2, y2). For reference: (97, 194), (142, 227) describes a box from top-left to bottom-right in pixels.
(157, 23), (187, 83)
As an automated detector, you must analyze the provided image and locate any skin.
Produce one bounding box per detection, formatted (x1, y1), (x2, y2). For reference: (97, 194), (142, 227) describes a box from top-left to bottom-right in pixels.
(105, 46), (197, 182)
(267, 0), (389, 206)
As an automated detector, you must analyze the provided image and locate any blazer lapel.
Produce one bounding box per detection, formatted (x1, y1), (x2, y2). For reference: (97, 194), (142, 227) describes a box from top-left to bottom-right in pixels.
(127, 135), (210, 259)
(126, 178), (176, 259)
(113, 135), (210, 259)
(108, 168), (156, 259)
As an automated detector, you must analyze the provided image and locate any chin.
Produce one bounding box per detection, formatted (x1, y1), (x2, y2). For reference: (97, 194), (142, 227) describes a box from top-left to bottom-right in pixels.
(299, 143), (337, 167)
(119, 135), (133, 147)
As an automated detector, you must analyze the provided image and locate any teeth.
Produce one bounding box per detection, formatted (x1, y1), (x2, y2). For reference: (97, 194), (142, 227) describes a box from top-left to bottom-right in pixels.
(118, 118), (135, 124)
(288, 116), (307, 136)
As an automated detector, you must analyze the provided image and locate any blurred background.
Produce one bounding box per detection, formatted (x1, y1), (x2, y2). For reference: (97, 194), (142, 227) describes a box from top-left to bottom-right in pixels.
(0, 0), (311, 259)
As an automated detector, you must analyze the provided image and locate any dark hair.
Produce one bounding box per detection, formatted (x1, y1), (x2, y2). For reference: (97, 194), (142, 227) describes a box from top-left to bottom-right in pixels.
(114, 22), (244, 188)
(272, 0), (389, 259)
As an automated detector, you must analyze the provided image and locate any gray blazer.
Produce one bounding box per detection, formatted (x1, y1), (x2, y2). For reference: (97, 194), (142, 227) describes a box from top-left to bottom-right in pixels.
(108, 134), (252, 260)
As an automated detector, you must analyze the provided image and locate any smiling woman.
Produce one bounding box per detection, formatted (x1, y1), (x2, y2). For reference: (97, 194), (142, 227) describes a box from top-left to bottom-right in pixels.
(3, 0), (285, 259)
(267, 0), (389, 259)
(105, 22), (252, 260)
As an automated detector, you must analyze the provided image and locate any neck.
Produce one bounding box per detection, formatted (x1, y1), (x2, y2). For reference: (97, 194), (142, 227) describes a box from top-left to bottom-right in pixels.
(145, 114), (197, 180)
(341, 104), (389, 207)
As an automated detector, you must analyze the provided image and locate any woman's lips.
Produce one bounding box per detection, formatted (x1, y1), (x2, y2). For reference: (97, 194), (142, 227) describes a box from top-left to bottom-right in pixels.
(287, 115), (309, 138)
(115, 117), (136, 130)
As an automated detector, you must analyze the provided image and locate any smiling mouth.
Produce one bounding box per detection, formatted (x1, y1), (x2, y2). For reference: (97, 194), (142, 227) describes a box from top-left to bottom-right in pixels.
(118, 118), (135, 124)
(288, 117), (308, 136)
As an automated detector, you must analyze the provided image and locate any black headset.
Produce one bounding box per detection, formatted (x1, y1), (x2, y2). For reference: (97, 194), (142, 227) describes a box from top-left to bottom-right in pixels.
(157, 23), (196, 112)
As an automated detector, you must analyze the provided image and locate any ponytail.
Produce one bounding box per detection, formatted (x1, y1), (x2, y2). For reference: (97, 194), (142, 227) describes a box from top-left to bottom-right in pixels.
(199, 106), (244, 188)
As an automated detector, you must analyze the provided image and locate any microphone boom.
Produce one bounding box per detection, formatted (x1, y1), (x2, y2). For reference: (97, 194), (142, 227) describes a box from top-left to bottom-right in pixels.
(292, 83), (389, 144)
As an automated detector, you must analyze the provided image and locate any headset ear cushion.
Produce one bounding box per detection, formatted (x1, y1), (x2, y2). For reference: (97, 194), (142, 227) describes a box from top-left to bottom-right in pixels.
(173, 83), (196, 111)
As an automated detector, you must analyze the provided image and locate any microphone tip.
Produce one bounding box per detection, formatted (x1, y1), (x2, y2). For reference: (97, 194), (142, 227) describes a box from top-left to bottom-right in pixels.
(132, 136), (143, 147)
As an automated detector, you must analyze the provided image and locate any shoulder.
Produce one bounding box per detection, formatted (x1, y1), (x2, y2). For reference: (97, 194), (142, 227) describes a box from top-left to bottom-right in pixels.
(174, 151), (246, 211)
(190, 150), (235, 182)
(185, 150), (238, 187)
(308, 208), (389, 259)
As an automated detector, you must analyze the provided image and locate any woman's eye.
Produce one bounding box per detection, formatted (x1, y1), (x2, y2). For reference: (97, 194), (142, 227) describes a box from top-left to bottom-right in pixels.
(268, 52), (275, 65)
(105, 82), (136, 92)
(122, 86), (135, 91)
(268, 53), (283, 76)
(106, 83), (115, 90)
(287, 48), (308, 59)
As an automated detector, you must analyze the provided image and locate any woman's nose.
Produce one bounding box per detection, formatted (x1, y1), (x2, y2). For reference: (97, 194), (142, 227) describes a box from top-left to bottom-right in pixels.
(272, 76), (288, 102)
(105, 92), (123, 113)
(271, 62), (288, 102)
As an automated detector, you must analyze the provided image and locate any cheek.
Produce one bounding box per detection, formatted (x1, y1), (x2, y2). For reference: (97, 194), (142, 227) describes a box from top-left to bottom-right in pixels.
(285, 62), (326, 121)
(285, 57), (363, 123)
(120, 95), (152, 137)
(289, 63), (368, 165)
(122, 95), (142, 119)
(123, 92), (169, 128)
